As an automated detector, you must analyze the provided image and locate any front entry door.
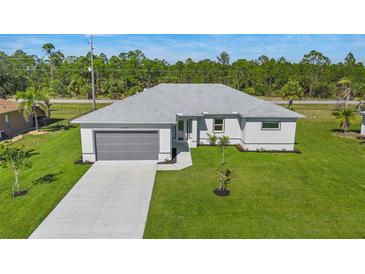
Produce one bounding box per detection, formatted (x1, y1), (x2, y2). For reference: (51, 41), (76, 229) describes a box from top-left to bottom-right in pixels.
(177, 119), (187, 141)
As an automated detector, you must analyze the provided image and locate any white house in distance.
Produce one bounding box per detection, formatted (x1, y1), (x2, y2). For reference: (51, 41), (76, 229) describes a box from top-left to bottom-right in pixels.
(72, 84), (304, 162)
(361, 112), (365, 135)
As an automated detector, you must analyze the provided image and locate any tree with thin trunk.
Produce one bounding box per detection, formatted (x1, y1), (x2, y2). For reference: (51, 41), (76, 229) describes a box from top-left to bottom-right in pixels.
(0, 141), (32, 198)
(42, 43), (55, 82)
(217, 51), (230, 65)
(16, 87), (49, 131)
(218, 135), (230, 164)
(332, 107), (357, 134)
(215, 135), (231, 195)
(300, 50), (331, 96)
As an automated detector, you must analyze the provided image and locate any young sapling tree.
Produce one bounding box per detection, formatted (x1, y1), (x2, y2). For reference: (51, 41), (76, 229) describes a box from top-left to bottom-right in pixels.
(214, 135), (231, 196)
(0, 141), (32, 198)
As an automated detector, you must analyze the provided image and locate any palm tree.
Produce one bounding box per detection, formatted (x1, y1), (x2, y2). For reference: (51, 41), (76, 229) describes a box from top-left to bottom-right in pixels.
(338, 77), (352, 109)
(280, 79), (304, 110)
(333, 108), (357, 134)
(16, 87), (49, 131)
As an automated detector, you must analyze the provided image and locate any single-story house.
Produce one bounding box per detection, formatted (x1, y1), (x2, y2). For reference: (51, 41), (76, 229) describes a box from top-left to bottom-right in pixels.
(0, 99), (33, 139)
(361, 112), (365, 135)
(72, 84), (304, 162)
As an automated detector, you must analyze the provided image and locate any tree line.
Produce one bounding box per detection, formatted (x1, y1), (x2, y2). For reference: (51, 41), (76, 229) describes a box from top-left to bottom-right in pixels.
(1, 43), (365, 100)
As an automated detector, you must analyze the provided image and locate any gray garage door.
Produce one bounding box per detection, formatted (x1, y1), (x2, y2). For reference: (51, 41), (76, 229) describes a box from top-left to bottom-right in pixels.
(95, 131), (159, 160)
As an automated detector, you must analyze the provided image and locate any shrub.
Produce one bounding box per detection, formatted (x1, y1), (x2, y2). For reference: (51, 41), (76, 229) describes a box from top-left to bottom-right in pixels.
(207, 133), (217, 145)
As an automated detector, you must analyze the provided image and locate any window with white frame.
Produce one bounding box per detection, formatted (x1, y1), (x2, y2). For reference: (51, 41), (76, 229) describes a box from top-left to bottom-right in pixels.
(261, 121), (281, 130)
(213, 118), (224, 132)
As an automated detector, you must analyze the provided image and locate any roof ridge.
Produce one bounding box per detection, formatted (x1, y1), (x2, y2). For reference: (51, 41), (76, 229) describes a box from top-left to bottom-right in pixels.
(73, 83), (303, 124)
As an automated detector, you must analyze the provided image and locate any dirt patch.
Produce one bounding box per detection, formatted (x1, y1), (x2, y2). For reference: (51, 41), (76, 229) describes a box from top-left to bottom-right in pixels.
(28, 130), (48, 136)
(332, 131), (359, 139)
(11, 135), (23, 142)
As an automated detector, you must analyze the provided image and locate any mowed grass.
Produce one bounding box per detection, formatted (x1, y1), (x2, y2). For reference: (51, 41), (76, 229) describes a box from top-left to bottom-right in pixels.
(0, 103), (108, 238)
(144, 105), (365, 238)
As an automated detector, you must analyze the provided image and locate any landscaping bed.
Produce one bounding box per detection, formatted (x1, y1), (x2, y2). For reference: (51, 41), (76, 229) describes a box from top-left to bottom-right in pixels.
(234, 144), (302, 153)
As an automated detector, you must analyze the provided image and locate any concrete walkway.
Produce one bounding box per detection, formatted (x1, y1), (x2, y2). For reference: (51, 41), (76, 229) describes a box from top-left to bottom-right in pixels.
(30, 161), (156, 239)
(157, 143), (193, 171)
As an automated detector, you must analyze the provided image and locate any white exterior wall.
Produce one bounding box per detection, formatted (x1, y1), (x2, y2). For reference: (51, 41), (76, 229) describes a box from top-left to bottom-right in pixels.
(198, 116), (242, 145)
(79, 123), (172, 162)
(80, 128), (96, 162)
(196, 116), (297, 151)
(361, 114), (365, 135)
(79, 116), (299, 161)
(159, 128), (172, 160)
(242, 118), (297, 151)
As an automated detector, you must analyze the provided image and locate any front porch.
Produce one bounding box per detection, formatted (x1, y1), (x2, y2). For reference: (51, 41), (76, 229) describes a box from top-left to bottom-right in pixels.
(172, 116), (198, 148)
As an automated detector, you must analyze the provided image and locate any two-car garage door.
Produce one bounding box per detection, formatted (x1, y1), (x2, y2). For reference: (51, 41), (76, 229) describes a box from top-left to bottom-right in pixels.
(95, 131), (159, 160)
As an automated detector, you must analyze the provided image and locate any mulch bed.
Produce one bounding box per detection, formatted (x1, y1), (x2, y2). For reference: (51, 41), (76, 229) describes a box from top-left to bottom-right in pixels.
(13, 190), (28, 197)
(332, 131), (359, 139)
(157, 157), (177, 165)
(213, 188), (230, 197)
(234, 144), (302, 154)
(74, 159), (93, 165)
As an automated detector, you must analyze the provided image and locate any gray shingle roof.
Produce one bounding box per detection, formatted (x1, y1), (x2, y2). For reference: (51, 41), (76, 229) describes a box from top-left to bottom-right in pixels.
(72, 84), (304, 124)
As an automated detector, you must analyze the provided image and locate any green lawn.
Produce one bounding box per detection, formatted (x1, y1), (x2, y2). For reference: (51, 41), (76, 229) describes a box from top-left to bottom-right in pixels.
(0, 103), (108, 238)
(144, 105), (365, 238)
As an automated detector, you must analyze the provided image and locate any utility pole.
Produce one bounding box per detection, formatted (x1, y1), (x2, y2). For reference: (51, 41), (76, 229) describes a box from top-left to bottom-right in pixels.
(89, 35), (96, 111)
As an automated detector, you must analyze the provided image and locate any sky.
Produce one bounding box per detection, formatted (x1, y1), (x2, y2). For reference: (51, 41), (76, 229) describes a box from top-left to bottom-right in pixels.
(1, 34), (365, 64)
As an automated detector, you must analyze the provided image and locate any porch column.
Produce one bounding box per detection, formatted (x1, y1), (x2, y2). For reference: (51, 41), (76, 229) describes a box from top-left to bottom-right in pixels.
(190, 118), (198, 148)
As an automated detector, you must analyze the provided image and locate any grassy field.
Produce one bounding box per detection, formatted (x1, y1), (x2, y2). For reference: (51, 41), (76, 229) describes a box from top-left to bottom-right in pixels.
(0, 103), (108, 238)
(144, 105), (365, 238)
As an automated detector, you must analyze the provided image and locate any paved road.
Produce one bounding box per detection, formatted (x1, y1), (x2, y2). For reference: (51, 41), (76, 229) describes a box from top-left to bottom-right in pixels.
(30, 161), (156, 239)
(8, 98), (118, 104)
(271, 100), (361, 105)
(9, 98), (361, 105)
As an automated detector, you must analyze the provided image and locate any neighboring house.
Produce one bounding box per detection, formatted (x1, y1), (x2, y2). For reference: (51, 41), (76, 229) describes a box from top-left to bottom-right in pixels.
(0, 99), (33, 139)
(361, 112), (365, 135)
(72, 84), (304, 162)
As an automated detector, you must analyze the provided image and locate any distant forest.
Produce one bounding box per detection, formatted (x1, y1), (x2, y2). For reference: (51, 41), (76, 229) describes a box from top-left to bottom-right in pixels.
(1, 43), (365, 100)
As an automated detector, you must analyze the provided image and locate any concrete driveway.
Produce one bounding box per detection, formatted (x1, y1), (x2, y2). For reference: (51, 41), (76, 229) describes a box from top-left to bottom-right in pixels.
(30, 161), (156, 239)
